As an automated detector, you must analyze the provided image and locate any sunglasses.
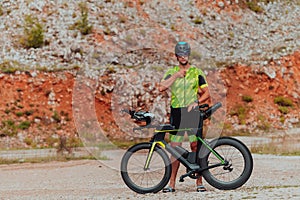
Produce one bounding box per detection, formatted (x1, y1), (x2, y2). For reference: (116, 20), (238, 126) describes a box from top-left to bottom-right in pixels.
(177, 55), (189, 59)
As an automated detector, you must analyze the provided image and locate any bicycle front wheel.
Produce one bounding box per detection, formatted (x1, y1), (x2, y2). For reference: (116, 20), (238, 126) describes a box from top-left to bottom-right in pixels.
(120, 142), (171, 194)
(200, 137), (253, 190)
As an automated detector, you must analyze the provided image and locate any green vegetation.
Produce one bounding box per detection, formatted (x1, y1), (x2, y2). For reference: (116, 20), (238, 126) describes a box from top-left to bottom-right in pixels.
(229, 104), (248, 125)
(52, 111), (61, 123)
(0, 119), (32, 136)
(274, 96), (293, 107)
(67, 136), (84, 148)
(0, 5), (3, 16)
(15, 112), (24, 117)
(107, 138), (150, 149)
(25, 110), (34, 116)
(73, 2), (93, 35)
(242, 0), (278, 13)
(192, 16), (203, 25)
(274, 96), (293, 115)
(18, 121), (31, 130)
(278, 106), (289, 114)
(251, 136), (300, 156)
(0, 60), (20, 73)
(0, 120), (17, 136)
(20, 15), (44, 49)
(256, 114), (271, 131)
(0, 154), (98, 165)
(242, 95), (253, 103)
(245, 0), (265, 13)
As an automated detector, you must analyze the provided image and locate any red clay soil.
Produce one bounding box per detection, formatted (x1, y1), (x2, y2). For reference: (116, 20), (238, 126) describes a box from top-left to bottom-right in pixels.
(0, 51), (299, 147)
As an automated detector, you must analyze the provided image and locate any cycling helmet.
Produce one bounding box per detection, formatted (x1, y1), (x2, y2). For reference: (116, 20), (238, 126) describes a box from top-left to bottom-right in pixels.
(175, 41), (191, 57)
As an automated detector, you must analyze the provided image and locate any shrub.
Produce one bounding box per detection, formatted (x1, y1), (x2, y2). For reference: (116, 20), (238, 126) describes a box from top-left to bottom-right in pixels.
(0, 60), (19, 73)
(278, 106), (289, 114)
(242, 95), (253, 103)
(74, 2), (93, 35)
(230, 105), (248, 125)
(0, 5), (3, 16)
(25, 110), (34, 116)
(52, 111), (61, 123)
(256, 115), (271, 131)
(18, 121), (31, 130)
(1, 120), (18, 136)
(15, 112), (24, 117)
(192, 16), (203, 25)
(24, 137), (34, 146)
(21, 15), (44, 48)
(274, 96), (293, 107)
(246, 1), (264, 13)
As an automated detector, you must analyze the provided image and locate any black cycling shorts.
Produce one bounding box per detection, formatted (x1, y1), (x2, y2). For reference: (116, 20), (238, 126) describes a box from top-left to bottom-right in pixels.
(170, 107), (200, 136)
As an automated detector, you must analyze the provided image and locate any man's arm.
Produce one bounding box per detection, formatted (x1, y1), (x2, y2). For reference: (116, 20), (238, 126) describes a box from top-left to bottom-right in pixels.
(158, 69), (186, 92)
(197, 86), (211, 105)
(187, 86), (211, 112)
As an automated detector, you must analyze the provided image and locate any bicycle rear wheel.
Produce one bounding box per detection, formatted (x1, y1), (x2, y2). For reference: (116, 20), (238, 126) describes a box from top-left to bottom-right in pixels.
(120, 142), (171, 194)
(200, 137), (253, 190)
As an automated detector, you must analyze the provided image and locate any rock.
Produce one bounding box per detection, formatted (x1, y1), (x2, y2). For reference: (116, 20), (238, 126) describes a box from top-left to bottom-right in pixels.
(263, 67), (276, 79)
(218, 2), (225, 9)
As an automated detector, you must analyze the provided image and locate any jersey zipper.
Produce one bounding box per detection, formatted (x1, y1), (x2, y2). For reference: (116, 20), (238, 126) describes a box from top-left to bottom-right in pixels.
(184, 75), (186, 106)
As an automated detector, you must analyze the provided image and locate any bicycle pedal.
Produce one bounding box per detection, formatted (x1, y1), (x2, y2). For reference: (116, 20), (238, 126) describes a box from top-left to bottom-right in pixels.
(179, 177), (184, 182)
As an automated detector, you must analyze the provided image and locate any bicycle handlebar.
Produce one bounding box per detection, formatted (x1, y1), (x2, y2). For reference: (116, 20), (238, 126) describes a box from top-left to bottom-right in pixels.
(122, 102), (222, 128)
(201, 102), (222, 120)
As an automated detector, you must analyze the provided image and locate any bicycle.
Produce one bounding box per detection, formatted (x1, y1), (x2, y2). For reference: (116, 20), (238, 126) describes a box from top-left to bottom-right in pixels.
(120, 102), (253, 194)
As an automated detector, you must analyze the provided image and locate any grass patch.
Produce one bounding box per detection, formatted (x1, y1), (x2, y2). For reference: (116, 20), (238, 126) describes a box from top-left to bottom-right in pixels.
(251, 135), (300, 155)
(110, 138), (150, 149)
(222, 129), (253, 137)
(0, 154), (98, 165)
(0, 60), (21, 73)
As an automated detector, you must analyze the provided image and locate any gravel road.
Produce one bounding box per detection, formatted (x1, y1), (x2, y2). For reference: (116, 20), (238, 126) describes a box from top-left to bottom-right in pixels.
(0, 152), (299, 200)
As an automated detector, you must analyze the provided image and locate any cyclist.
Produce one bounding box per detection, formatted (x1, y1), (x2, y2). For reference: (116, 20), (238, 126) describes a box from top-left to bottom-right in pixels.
(158, 41), (210, 192)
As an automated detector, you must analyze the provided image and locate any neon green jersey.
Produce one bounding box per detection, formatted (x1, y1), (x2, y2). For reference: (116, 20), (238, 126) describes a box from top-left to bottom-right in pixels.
(163, 66), (208, 108)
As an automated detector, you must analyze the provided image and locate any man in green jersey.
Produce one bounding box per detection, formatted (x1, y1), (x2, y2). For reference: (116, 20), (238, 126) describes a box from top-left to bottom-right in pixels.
(159, 41), (210, 192)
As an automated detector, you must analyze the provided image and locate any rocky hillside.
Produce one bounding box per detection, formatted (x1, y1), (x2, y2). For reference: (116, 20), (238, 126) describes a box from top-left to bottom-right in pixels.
(0, 0), (299, 148)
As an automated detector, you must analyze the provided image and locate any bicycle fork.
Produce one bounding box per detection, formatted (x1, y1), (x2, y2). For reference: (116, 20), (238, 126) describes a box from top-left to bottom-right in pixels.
(143, 141), (166, 170)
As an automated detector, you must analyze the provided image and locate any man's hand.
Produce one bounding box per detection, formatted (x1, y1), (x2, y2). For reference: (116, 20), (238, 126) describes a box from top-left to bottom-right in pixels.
(175, 69), (186, 78)
(159, 68), (187, 92)
(187, 102), (198, 112)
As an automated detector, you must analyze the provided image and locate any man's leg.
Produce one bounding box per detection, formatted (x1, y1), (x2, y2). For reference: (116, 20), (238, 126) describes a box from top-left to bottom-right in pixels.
(169, 142), (182, 189)
(190, 141), (203, 186)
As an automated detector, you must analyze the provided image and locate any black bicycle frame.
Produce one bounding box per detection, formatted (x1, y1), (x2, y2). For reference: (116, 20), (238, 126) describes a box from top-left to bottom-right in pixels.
(144, 128), (227, 173)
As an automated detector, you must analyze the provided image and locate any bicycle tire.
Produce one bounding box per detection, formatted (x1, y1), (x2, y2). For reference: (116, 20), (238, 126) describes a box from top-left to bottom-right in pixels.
(200, 137), (253, 190)
(120, 142), (171, 194)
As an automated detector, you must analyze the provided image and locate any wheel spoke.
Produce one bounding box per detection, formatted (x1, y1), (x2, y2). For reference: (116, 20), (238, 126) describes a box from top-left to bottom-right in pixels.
(121, 144), (171, 193)
(207, 143), (246, 182)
